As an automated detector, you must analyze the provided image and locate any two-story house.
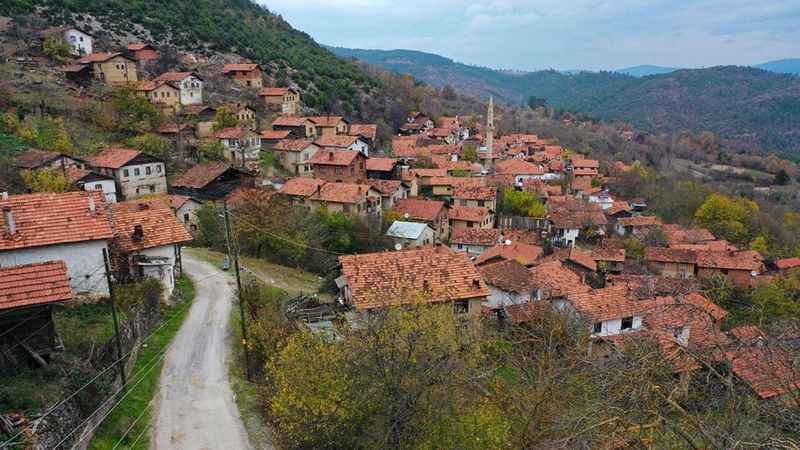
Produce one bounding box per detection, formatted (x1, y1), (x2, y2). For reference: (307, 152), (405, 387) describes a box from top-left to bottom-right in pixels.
(222, 63), (263, 88)
(66, 167), (117, 204)
(258, 87), (301, 115)
(221, 102), (257, 130)
(87, 148), (167, 201)
(449, 206), (494, 230)
(214, 127), (262, 167)
(365, 157), (399, 180)
(271, 139), (319, 176)
(13, 148), (85, 172)
(452, 185), (497, 211)
(392, 198), (449, 242)
(170, 162), (255, 201)
(154, 71), (203, 105)
(307, 182), (382, 217)
(271, 116), (316, 138)
(309, 150), (367, 183)
(40, 26), (93, 56)
(278, 177), (327, 208)
(314, 134), (370, 157)
(449, 227), (501, 257)
(366, 179), (409, 209)
(127, 42), (159, 68)
(308, 116), (349, 137)
(136, 79), (181, 115)
(78, 52), (138, 85)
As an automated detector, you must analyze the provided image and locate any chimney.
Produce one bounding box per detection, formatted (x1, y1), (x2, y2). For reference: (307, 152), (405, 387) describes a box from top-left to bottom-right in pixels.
(88, 195), (96, 213)
(3, 206), (16, 235)
(132, 224), (144, 242)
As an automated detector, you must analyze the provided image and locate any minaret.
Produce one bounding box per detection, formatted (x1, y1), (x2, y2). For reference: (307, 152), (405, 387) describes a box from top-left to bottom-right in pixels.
(484, 96), (495, 171)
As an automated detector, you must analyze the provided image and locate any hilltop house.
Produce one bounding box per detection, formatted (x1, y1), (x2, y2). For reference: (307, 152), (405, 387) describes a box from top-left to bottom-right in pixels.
(87, 148), (167, 201)
(365, 157), (399, 180)
(40, 26), (92, 56)
(337, 246), (489, 318)
(310, 150), (367, 183)
(153, 71), (203, 105)
(111, 200), (193, 295)
(271, 116), (316, 138)
(314, 134), (369, 157)
(136, 80), (181, 115)
(181, 105), (217, 138)
(392, 198), (449, 242)
(171, 162), (254, 201)
(385, 221), (435, 249)
(0, 261), (73, 366)
(258, 87), (301, 115)
(474, 241), (543, 267)
(349, 124), (378, 148)
(222, 63), (263, 88)
(127, 43), (159, 68)
(214, 127), (262, 167)
(271, 139), (319, 176)
(0, 192), (114, 296)
(309, 116), (349, 137)
(13, 148), (85, 172)
(78, 52), (138, 85)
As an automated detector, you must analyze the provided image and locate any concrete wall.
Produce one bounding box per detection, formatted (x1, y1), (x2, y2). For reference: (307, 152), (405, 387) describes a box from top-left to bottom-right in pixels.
(179, 76), (203, 105)
(591, 316), (644, 337)
(115, 162), (167, 200)
(95, 57), (137, 85)
(81, 179), (117, 203)
(450, 243), (489, 257)
(484, 286), (530, 309)
(64, 29), (92, 55)
(138, 245), (177, 296)
(0, 241), (109, 295)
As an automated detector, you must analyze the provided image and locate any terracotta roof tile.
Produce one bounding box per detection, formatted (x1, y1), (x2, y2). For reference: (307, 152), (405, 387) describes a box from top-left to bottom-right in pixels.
(154, 71), (196, 82)
(566, 285), (651, 322)
(571, 158), (599, 169)
(0, 261), (73, 310)
(392, 198), (445, 222)
(258, 87), (292, 96)
(365, 157), (397, 172)
(222, 63), (259, 73)
(504, 301), (553, 324)
(478, 259), (535, 294)
(0, 192), (113, 251)
(591, 246), (626, 262)
(448, 206), (490, 223)
(111, 200), (193, 252)
(453, 185), (497, 201)
(214, 126), (251, 140)
(475, 242), (543, 266)
(428, 176), (485, 188)
(272, 116), (311, 127)
(366, 179), (403, 195)
(309, 182), (373, 204)
(310, 150), (360, 166)
(314, 135), (359, 148)
(411, 168), (448, 178)
(172, 162), (237, 190)
(78, 52), (124, 64)
(279, 177), (326, 197)
(528, 261), (591, 298)
(495, 159), (545, 175)
(339, 246), (489, 310)
(261, 130), (293, 140)
(645, 247), (697, 264)
(725, 346), (800, 399)
(307, 116), (345, 127)
(776, 258), (800, 271)
(349, 124), (377, 140)
(617, 215), (661, 227)
(87, 148), (141, 169)
(272, 138), (316, 152)
(695, 250), (763, 272)
(451, 228), (501, 246)
(14, 149), (72, 169)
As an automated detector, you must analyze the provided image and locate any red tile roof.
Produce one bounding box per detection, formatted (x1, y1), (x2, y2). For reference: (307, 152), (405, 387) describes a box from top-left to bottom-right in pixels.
(567, 285), (651, 322)
(272, 138), (315, 152)
(695, 250), (763, 272)
(339, 246), (489, 310)
(172, 162), (235, 189)
(453, 185), (497, 201)
(261, 130), (293, 140)
(14, 148), (71, 169)
(272, 116), (310, 127)
(258, 87), (292, 96)
(279, 177), (326, 197)
(127, 42), (153, 51)
(392, 198), (445, 222)
(78, 52), (124, 64)
(168, 194), (195, 210)
(478, 259), (535, 294)
(65, 167), (92, 183)
(365, 157), (397, 172)
(606, 201), (632, 216)
(0, 192), (113, 251)
(448, 206), (490, 223)
(366, 179), (403, 195)
(111, 200), (193, 252)
(314, 135), (359, 148)
(474, 242), (543, 266)
(307, 116), (345, 127)
(662, 224), (716, 245)
(214, 126), (251, 140)
(349, 124), (377, 140)
(411, 168), (448, 178)
(310, 150), (360, 166)
(87, 148), (142, 169)
(528, 261), (591, 298)
(222, 63), (259, 73)
(776, 258), (800, 271)
(428, 176), (485, 188)
(0, 261), (73, 310)
(725, 347), (800, 399)
(571, 158), (600, 169)
(310, 182), (373, 204)
(617, 215), (661, 227)
(451, 228), (501, 247)
(591, 246), (626, 263)
(495, 159), (545, 175)
(504, 301), (552, 324)
(645, 247), (697, 264)
(154, 71), (196, 82)
(565, 247), (598, 271)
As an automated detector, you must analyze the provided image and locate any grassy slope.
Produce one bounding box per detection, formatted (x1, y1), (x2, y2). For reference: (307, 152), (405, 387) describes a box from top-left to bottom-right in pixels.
(88, 275), (195, 450)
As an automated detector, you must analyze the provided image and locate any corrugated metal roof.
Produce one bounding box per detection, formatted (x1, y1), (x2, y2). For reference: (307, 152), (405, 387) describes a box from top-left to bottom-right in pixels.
(385, 221), (429, 240)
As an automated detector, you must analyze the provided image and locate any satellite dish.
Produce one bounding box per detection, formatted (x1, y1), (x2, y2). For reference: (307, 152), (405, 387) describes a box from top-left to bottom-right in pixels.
(394, 243), (403, 251)
(505, 239), (512, 245)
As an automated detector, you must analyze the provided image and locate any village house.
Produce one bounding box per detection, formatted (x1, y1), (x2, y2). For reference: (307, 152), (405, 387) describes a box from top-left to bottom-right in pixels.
(548, 202), (608, 248)
(61, 64), (93, 85)
(153, 71), (203, 105)
(385, 221), (435, 249)
(78, 52), (138, 85)
(645, 247), (697, 279)
(527, 260), (591, 302)
(724, 338), (800, 401)
(452, 185), (497, 211)
(127, 42), (159, 68)
(309, 116), (349, 137)
(156, 122), (197, 151)
(87, 148), (167, 201)
(400, 172), (420, 197)
(260, 129), (296, 148)
(0, 261), (73, 367)
(474, 241), (543, 267)
(221, 102), (257, 129)
(427, 127), (457, 144)
(775, 257), (800, 275)
(571, 158), (600, 177)
(169, 195), (203, 233)
(478, 259), (538, 310)
(399, 112), (434, 135)
(66, 167), (117, 204)
(181, 104), (217, 138)
(40, 26), (92, 56)
(662, 224), (716, 247)
(365, 157), (399, 180)
(429, 176), (484, 197)
(366, 179), (409, 209)
(695, 250), (764, 287)
(270, 139), (319, 176)
(615, 215), (662, 237)
(392, 198), (450, 242)
(591, 246), (626, 273)
(278, 177), (326, 208)
(307, 182), (381, 218)
(449, 206), (493, 230)
(13, 148), (85, 172)
(495, 159), (546, 185)
(309, 149), (367, 183)
(557, 285), (650, 338)
(449, 227), (501, 257)
(222, 63), (263, 88)
(258, 87), (301, 115)
(349, 124), (378, 148)
(337, 246), (489, 318)
(271, 116), (316, 138)
(136, 79), (181, 115)
(413, 169), (449, 189)
(111, 200), (193, 296)
(540, 247), (598, 281)
(0, 191), (114, 296)
(214, 127), (262, 167)
(314, 134), (370, 157)
(171, 162), (254, 201)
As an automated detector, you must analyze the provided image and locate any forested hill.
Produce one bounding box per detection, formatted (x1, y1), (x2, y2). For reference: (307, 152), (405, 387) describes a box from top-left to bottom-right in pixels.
(329, 46), (800, 156)
(0, 0), (377, 114)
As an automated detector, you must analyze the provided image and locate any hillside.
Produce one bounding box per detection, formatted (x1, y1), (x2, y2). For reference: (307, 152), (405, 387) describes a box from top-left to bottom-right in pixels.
(615, 65), (679, 77)
(329, 46), (800, 156)
(755, 59), (800, 75)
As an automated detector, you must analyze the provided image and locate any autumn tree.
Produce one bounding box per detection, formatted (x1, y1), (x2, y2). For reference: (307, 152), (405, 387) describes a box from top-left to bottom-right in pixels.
(500, 188), (546, 218)
(694, 193), (759, 244)
(111, 86), (161, 134)
(21, 169), (72, 193)
(212, 107), (239, 131)
(462, 144), (479, 163)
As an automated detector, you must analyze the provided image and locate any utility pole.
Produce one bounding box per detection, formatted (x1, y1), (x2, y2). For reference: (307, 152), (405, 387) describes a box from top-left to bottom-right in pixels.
(102, 248), (127, 392)
(223, 201), (252, 381)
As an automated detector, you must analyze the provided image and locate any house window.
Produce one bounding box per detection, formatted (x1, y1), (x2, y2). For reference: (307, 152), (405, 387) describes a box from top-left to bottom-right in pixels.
(156, 164), (162, 173)
(123, 169), (129, 177)
(453, 300), (469, 314)
(134, 168), (140, 176)
(94, 183), (103, 190)
(621, 317), (634, 330)
(457, 244), (463, 249)
(335, 167), (343, 175)
(460, 200), (467, 206)
(593, 322), (602, 333)
(478, 200), (485, 207)
(149, 185), (156, 193)
(183, 213), (190, 222)
(467, 222), (474, 228)
(146, 166), (152, 175)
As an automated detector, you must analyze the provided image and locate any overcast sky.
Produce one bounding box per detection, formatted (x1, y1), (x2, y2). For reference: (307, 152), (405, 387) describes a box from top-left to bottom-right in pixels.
(259, 0), (800, 71)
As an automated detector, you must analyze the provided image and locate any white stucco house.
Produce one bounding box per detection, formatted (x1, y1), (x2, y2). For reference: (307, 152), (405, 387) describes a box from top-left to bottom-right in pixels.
(67, 167), (118, 203)
(169, 195), (203, 233)
(385, 221), (434, 249)
(154, 71), (204, 105)
(477, 259), (537, 310)
(553, 285), (648, 338)
(315, 135), (370, 157)
(40, 26), (93, 56)
(111, 199), (193, 296)
(87, 148), (167, 201)
(0, 191), (114, 296)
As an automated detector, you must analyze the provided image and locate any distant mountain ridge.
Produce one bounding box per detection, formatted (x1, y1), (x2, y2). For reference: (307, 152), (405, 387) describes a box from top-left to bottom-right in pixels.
(328, 46), (800, 155)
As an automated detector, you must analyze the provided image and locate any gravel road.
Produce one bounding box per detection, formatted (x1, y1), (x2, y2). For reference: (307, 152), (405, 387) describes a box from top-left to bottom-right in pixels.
(152, 254), (252, 450)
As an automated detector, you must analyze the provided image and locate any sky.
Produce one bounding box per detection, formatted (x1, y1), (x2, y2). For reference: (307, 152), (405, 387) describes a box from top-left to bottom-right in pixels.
(258, 0), (800, 71)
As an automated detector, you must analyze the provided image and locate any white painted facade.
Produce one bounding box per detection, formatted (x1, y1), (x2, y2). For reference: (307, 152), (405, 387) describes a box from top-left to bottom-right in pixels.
(175, 199), (202, 233)
(349, 138), (370, 157)
(81, 179), (117, 204)
(552, 298), (644, 338)
(136, 245), (179, 296)
(483, 286), (533, 310)
(551, 227), (580, 248)
(0, 240), (109, 296)
(450, 243), (491, 257)
(64, 28), (93, 56)
(115, 162), (168, 200)
(177, 75), (203, 105)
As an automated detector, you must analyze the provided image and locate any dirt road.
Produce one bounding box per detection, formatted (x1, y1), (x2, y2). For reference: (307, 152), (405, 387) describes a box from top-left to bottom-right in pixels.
(152, 254), (252, 450)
